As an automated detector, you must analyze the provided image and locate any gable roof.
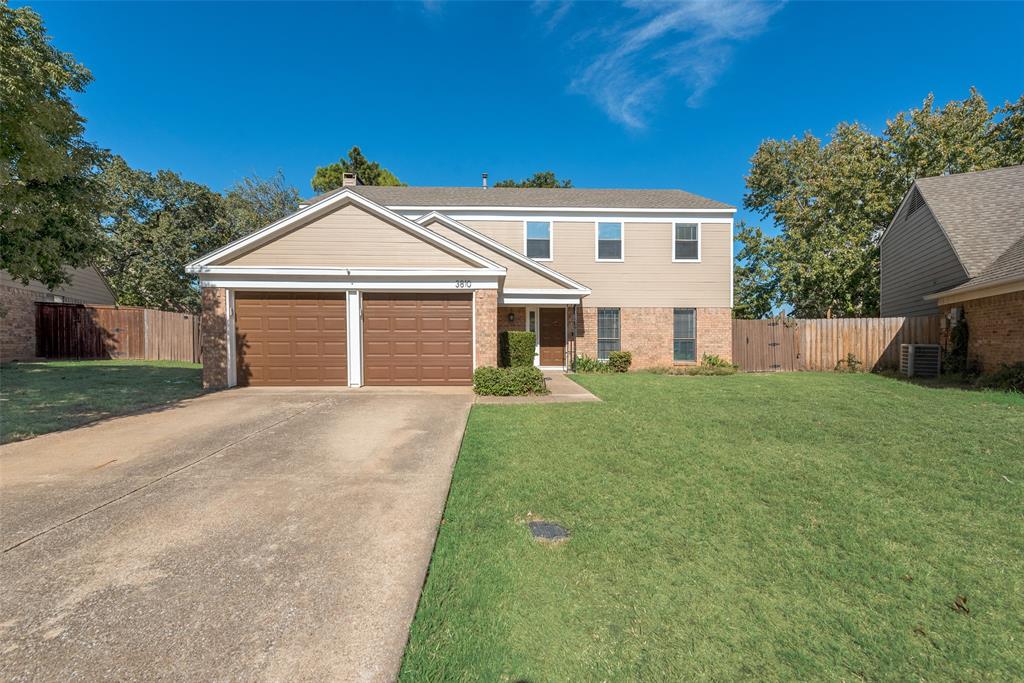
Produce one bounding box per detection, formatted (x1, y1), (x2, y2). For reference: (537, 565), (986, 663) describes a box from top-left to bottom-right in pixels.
(186, 189), (502, 272)
(913, 165), (1024, 277)
(303, 185), (734, 211)
(416, 211), (590, 293)
(932, 232), (1024, 298)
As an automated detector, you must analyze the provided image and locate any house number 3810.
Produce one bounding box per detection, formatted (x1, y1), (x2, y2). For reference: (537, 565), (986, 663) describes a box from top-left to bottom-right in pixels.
(454, 280), (472, 288)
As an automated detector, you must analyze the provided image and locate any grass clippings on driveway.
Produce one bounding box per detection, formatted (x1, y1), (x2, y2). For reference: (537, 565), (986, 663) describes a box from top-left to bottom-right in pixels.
(1, 360), (203, 443)
(401, 372), (1024, 681)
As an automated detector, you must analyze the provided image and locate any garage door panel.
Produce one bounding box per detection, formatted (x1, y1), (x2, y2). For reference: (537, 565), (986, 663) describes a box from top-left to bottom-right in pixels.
(235, 293), (347, 386)
(362, 293), (473, 386)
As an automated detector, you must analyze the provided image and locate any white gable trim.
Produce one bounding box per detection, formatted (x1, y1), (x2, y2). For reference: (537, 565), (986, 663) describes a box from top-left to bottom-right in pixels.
(186, 189), (502, 272)
(415, 211), (590, 294)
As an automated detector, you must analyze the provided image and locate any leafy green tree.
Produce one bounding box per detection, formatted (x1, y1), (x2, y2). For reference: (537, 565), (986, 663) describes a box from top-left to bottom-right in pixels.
(737, 89), (1024, 318)
(0, 4), (109, 289)
(98, 161), (299, 312)
(223, 171), (300, 235)
(494, 171), (573, 188)
(311, 146), (403, 192)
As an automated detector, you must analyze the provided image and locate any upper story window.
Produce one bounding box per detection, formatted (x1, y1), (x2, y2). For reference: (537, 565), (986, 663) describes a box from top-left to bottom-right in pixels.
(673, 223), (700, 262)
(596, 222), (623, 261)
(525, 221), (552, 260)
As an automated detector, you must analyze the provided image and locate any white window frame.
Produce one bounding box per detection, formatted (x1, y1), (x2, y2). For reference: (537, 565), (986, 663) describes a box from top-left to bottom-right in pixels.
(671, 222), (701, 263)
(594, 221), (624, 262)
(523, 220), (553, 262)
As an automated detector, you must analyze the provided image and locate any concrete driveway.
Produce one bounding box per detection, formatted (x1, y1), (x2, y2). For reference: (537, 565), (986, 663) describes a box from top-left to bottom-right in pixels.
(0, 386), (474, 681)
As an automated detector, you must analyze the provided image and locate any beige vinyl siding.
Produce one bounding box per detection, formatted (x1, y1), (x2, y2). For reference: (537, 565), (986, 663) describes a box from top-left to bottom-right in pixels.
(421, 219), (571, 290)
(222, 203), (477, 268)
(1, 267), (115, 305)
(880, 201), (968, 316)
(462, 220), (732, 307)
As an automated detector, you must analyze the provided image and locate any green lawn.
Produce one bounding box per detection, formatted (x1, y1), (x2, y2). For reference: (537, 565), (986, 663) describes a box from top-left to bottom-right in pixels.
(0, 360), (204, 443)
(401, 373), (1024, 681)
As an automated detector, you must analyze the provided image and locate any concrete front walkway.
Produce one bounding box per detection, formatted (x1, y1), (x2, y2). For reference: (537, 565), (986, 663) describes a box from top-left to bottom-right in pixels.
(0, 386), (474, 681)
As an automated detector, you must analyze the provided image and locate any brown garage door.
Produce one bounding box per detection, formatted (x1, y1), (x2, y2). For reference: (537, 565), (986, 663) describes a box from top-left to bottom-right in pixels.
(362, 293), (473, 386)
(235, 292), (347, 386)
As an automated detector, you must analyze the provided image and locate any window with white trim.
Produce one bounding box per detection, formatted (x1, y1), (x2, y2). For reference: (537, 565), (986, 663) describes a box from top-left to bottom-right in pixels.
(526, 221), (551, 260)
(674, 223), (699, 261)
(673, 308), (696, 362)
(596, 222), (623, 261)
(597, 308), (620, 361)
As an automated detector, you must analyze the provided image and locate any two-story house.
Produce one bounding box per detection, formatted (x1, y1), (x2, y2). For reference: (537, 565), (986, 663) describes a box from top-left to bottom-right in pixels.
(187, 176), (735, 387)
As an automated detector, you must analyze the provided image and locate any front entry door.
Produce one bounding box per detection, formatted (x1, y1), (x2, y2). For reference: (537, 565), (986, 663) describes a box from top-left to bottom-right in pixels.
(538, 308), (565, 367)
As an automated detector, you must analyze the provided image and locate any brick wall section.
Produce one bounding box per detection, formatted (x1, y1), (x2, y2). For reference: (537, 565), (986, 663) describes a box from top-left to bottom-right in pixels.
(1, 286), (41, 362)
(201, 287), (229, 389)
(941, 290), (1024, 371)
(474, 289), (498, 368)
(575, 306), (732, 368)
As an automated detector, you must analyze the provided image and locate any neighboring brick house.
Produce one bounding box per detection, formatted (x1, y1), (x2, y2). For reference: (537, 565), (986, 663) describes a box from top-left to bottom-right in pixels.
(187, 176), (735, 388)
(0, 267), (117, 363)
(880, 165), (1024, 371)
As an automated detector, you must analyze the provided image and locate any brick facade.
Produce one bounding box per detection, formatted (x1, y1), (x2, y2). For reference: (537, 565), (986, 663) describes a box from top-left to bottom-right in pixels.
(0, 285), (42, 363)
(940, 289), (1024, 371)
(575, 306), (732, 368)
(474, 289), (498, 368)
(201, 287), (229, 389)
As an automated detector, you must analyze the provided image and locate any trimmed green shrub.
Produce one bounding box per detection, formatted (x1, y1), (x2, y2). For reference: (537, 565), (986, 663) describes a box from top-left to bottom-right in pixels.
(500, 330), (536, 368)
(975, 362), (1024, 393)
(700, 353), (732, 368)
(607, 351), (632, 373)
(473, 366), (548, 396)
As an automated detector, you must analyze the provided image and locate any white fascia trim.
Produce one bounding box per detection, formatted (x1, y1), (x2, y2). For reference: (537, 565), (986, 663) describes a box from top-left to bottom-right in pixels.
(391, 205), (736, 214)
(924, 275), (1024, 303)
(406, 211), (735, 224)
(193, 266), (505, 277)
(186, 189), (503, 271)
(204, 279), (500, 291)
(500, 289), (585, 305)
(414, 211), (590, 292)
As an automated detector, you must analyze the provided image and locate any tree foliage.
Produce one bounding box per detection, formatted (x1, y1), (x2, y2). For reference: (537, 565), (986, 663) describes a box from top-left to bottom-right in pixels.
(493, 171), (573, 188)
(310, 146), (403, 192)
(0, 4), (109, 288)
(98, 158), (299, 312)
(736, 89), (1024, 318)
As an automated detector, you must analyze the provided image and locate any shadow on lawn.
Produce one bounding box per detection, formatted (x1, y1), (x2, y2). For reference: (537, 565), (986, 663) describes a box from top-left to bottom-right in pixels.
(0, 361), (206, 444)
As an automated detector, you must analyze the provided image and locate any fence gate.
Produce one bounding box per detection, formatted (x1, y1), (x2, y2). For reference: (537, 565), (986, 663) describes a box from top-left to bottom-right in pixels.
(733, 317), (799, 372)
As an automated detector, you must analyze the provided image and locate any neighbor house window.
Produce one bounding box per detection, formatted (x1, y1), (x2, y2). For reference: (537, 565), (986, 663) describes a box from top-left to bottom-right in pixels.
(526, 221), (551, 260)
(597, 308), (620, 360)
(673, 308), (696, 362)
(596, 222), (623, 261)
(674, 223), (699, 261)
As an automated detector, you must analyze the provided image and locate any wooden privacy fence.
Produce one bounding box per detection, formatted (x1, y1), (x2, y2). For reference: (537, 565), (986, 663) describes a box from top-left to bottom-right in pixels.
(35, 303), (201, 362)
(732, 315), (941, 372)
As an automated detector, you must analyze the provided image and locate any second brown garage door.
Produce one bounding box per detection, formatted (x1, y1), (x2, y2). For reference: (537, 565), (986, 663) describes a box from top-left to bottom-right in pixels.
(362, 293), (473, 385)
(235, 292), (347, 386)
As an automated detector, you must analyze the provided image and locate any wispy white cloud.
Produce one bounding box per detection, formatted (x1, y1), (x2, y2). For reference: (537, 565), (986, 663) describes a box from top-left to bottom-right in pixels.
(568, 1), (784, 129)
(532, 1), (574, 32)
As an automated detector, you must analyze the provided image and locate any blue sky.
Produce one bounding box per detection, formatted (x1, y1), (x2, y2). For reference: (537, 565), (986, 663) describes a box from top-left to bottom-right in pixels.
(24, 1), (1024, 230)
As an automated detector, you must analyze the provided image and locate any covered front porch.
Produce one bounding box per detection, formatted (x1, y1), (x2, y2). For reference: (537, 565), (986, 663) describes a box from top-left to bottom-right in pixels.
(498, 303), (581, 371)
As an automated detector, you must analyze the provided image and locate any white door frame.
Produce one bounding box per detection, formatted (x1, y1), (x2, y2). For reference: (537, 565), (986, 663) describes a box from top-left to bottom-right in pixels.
(528, 305), (568, 370)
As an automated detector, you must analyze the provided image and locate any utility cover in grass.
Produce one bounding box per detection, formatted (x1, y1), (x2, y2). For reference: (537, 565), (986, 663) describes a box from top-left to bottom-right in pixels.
(528, 520), (569, 542)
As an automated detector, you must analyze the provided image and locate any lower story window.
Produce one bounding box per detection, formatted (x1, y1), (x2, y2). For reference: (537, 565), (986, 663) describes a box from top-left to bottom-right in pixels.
(673, 308), (696, 362)
(597, 308), (620, 360)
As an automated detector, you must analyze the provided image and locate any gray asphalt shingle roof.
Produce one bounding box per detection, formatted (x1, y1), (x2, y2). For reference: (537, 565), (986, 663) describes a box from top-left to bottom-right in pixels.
(939, 232), (1024, 295)
(304, 185), (734, 210)
(915, 165), (1024, 277)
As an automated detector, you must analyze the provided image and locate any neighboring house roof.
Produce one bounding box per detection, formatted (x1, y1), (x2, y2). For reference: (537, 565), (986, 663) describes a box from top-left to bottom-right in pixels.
(913, 165), (1024, 277)
(303, 185), (735, 211)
